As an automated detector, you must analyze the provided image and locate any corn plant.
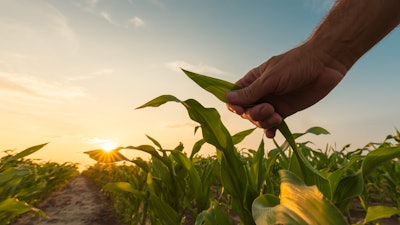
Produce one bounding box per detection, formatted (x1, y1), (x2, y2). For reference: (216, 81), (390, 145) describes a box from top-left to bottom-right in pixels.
(0, 144), (79, 225)
(85, 136), (227, 224)
(180, 69), (400, 224)
(84, 69), (400, 224)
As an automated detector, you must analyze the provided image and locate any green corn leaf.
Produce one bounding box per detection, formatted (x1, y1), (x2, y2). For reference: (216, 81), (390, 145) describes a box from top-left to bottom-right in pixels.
(131, 158), (150, 172)
(103, 182), (146, 199)
(252, 170), (348, 225)
(182, 99), (233, 152)
(182, 99), (248, 198)
(195, 201), (233, 225)
(138, 94), (252, 222)
(171, 150), (202, 197)
(125, 145), (159, 156)
(146, 135), (162, 149)
(248, 139), (266, 196)
(182, 69), (240, 102)
(362, 146), (400, 177)
(171, 149), (211, 212)
(328, 155), (363, 202)
(0, 167), (31, 185)
(278, 122), (331, 198)
(6, 143), (48, 162)
(150, 194), (181, 225)
(232, 128), (257, 145)
(0, 197), (36, 216)
(126, 145), (176, 178)
(84, 148), (129, 163)
(136, 94), (181, 109)
(293, 126), (330, 139)
(182, 69), (332, 197)
(189, 139), (206, 159)
(332, 172), (364, 204)
(359, 206), (400, 224)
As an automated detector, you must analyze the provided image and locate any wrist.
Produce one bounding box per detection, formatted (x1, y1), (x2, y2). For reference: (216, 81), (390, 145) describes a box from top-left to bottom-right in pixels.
(305, 0), (400, 72)
(301, 41), (349, 76)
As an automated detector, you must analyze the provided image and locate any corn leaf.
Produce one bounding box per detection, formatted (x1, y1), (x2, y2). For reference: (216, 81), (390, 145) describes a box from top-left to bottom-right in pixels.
(103, 182), (146, 198)
(292, 126), (330, 139)
(150, 194), (181, 225)
(181, 99), (248, 196)
(182, 69), (240, 102)
(359, 206), (400, 224)
(182, 69), (332, 197)
(332, 173), (364, 203)
(171, 150), (202, 198)
(252, 170), (348, 225)
(277, 122), (331, 197)
(146, 135), (162, 149)
(0, 197), (36, 216)
(195, 201), (233, 225)
(136, 94), (181, 109)
(190, 139), (206, 159)
(6, 143), (48, 162)
(247, 139), (266, 197)
(362, 146), (400, 177)
(328, 155), (363, 202)
(232, 128), (257, 145)
(84, 148), (129, 163)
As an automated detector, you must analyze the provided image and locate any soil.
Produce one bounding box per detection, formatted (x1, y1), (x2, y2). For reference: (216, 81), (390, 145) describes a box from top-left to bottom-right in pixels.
(12, 175), (125, 225)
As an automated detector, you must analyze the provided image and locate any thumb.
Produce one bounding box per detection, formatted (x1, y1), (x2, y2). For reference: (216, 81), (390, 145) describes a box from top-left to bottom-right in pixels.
(225, 84), (263, 106)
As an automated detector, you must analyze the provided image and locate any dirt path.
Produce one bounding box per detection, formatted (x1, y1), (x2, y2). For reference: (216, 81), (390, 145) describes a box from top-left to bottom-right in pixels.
(13, 175), (123, 225)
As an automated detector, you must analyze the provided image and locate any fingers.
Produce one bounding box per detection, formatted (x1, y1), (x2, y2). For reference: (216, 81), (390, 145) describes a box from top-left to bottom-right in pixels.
(225, 86), (261, 106)
(225, 67), (267, 106)
(228, 103), (282, 138)
(265, 128), (277, 138)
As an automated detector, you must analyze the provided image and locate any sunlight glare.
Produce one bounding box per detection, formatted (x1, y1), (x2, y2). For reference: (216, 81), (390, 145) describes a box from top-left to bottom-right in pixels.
(102, 141), (116, 152)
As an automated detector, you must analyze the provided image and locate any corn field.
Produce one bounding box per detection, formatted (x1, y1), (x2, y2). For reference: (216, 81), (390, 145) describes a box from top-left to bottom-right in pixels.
(0, 144), (79, 225)
(2, 70), (400, 225)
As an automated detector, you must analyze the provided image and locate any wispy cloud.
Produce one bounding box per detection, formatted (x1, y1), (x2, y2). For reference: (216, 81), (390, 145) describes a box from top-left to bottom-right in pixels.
(166, 122), (196, 129)
(87, 0), (99, 7)
(47, 4), (79, 53)
(129, 16), (145, 28)
(165, 60), (226, 76)
(77, 1), (146, 28)
(0, 2), (79, 55)
(68, 69), (114, 81)
(84, 137), (111, 144)
(0, 72), (85, 103)
(99, 11), (119, 26)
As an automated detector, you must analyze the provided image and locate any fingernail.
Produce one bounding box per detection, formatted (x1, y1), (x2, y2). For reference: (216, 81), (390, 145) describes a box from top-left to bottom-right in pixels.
(227, 105), (236, 113)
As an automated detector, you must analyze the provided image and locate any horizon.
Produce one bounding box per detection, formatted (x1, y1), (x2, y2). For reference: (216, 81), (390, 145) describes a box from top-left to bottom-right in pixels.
(1, 0), (399, 167)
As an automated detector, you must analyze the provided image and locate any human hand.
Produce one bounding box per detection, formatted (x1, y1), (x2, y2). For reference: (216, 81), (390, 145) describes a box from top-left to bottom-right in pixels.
(225, 44), (347, 138)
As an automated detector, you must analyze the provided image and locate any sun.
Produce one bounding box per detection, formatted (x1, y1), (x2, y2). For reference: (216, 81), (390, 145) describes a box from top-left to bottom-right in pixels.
(102, 141), (117, 152)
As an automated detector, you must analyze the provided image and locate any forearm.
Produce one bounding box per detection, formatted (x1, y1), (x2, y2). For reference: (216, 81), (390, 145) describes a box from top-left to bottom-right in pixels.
(307, 0), (400, 70)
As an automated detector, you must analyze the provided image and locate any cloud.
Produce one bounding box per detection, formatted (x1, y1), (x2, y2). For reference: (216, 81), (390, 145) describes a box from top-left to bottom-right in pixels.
(0, 2), (79, 54)
(166, 122), (196, 129)
(87, 0), (99, 7)
(99, 11), (119, 26)
(165, 60), (226, 75)
(76, 1), (146, 28)
(84, 137), (111, 144)
(47, 4), (79, 52)
(0, 72), (86, 103)
(68, 69), (114, 81)
(129, 16), (145, 28)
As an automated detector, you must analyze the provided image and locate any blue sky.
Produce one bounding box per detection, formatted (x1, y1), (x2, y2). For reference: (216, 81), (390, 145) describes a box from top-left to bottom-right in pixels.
(0, 0), (399, 166)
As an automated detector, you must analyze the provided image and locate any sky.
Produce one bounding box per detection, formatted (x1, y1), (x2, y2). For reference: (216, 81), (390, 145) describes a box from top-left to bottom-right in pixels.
(1, 0), (399, 168)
